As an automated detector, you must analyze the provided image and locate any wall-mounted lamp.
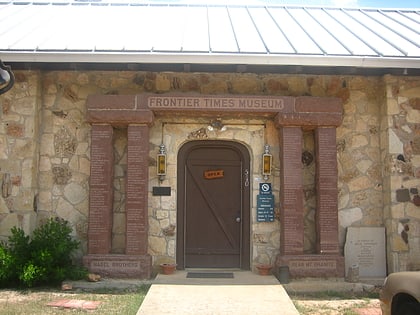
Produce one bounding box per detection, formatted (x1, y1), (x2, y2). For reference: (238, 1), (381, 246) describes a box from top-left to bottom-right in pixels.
(157, 144), (167, 182)
(262, 144), (272, 181)
(0, 60), (15, 95)
(207, 118), (227, 132)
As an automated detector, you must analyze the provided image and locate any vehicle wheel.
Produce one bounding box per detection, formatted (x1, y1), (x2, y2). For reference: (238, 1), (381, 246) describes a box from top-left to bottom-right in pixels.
(397, 302), (420, 315)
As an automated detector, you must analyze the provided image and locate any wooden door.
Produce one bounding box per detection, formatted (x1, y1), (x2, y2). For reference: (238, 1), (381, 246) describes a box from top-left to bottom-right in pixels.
(177, 141), (250, 269)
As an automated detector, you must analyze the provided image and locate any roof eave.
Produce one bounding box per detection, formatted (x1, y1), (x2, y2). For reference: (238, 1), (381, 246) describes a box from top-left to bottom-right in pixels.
(1, 51), (419, 70)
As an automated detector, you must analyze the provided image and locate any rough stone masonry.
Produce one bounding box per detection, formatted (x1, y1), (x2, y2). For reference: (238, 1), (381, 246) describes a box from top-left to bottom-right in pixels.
(0, 71), (419, 276)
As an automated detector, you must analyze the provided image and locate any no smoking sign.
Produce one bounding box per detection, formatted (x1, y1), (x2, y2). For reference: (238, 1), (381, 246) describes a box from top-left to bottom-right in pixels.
(259, 183), (272, 195)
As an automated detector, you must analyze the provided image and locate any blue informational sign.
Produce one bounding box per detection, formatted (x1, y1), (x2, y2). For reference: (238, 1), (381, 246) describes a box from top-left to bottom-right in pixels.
(257, 183), (275, 222)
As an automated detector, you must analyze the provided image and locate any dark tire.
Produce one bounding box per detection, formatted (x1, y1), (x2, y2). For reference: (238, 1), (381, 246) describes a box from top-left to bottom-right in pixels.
(397, 302), (420, 315)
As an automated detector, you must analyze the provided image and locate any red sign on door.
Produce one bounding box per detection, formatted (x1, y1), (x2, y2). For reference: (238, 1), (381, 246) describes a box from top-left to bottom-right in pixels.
(204, 170), (224, 179)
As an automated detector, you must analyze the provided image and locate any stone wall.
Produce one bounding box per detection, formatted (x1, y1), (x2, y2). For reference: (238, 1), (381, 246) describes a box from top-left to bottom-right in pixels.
(148, 119), (275, 269)
(1, 70), (419, 273)
(336, 77), (384, 249)
(382, 75), (420, 272)
(0, 71), (40, 240)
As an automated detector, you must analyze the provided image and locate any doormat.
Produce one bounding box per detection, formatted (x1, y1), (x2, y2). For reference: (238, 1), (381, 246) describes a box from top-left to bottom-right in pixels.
(187, 272), (234, 279)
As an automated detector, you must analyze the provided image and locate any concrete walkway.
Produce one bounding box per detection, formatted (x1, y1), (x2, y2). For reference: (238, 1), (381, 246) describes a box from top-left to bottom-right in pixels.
(136, 271), (299, 315)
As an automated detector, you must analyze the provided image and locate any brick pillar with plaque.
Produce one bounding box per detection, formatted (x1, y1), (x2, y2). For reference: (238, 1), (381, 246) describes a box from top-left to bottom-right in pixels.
(84, 95), (153, 278)
(276, 126), (345, 277)
(84, 123), (152, 278)
(275, 97), (344, 278)
(315, 127), (340, 255)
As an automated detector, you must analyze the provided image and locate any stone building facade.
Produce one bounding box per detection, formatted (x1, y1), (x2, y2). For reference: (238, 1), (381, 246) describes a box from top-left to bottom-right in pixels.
(1, 70), (419, 277)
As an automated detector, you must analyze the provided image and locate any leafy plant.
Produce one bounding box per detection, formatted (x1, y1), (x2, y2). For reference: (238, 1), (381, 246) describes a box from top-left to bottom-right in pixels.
(0, 243), (15, 285)
(0, 217), (87, 287)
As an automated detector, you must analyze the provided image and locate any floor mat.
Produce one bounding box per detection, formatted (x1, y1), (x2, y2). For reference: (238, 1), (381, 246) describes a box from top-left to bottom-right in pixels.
(187, 272), (234, 278)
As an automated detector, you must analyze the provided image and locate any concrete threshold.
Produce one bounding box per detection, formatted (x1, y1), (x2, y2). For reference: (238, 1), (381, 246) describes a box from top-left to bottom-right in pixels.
(137, 271), (299, 315)
(66, 272), (382, 314)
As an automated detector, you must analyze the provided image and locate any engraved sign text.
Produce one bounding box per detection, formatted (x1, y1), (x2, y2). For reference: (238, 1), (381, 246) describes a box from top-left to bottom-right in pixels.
(148, 96), (285, 110)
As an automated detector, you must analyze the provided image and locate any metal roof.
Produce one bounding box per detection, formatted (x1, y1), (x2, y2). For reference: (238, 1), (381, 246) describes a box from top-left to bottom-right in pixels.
(0, 1), (419, 72)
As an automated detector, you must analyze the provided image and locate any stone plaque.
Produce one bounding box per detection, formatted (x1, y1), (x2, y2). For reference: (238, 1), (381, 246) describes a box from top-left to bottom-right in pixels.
(279, 127), (304, 255)
(152, 186), (171, 196)
(83, 254), (152, 278)
(344, 227), (386, 278)
(88, 125), (114, 254)
(126, 125), (149, 255)
(146, 95), (289, 111)
(277, 254), (344, 278)
(289, 259), (336, 270)
(316, 127), (339, 254)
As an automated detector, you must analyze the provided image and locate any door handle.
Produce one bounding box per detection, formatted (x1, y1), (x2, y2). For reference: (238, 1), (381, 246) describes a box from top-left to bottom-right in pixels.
(236, 217), (241, 223)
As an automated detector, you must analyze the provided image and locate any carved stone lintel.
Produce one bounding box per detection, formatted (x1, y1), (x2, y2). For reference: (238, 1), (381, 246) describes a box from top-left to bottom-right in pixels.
(188, 127), (208, 139)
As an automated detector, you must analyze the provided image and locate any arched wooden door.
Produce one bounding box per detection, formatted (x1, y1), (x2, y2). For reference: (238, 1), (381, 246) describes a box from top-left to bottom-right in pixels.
(177, 141), (250, 269)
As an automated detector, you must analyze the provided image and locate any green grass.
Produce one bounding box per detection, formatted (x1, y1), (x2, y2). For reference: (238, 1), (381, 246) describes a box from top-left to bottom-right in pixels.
(0, 285), (150, 315)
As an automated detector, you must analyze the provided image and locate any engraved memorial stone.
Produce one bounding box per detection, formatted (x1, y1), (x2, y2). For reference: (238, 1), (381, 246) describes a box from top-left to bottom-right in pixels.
(126, 125), (149, 255)
(316, 128), (339, 254)
(279, 127), (304, 255)
(88, 124), (114, 254)
(344, 227), (386, 278)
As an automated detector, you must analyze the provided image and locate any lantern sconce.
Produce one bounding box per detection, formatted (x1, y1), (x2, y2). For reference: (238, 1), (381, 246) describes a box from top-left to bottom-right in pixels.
(207, 118), (227, 132)
(157, 144), (167, 182)
(0, 60), (15, 95)
(262, 144), (272, 181)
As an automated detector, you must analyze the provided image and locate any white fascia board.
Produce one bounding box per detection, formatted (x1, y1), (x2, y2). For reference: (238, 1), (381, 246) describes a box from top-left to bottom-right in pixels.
(1, 51), (419, 69)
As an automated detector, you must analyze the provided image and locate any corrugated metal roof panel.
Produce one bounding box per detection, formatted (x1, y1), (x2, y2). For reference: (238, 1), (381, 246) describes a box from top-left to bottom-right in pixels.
(228, 7), (266, 53)
(289, 8), (350, 55)
(381, 10), (419, 36)
(120, 5), (156, 51)
(149, 5), (187, 52)
(8, 5), (60, 50)
(0, 2), (419, 69)
(248, 7), (295, 54)
(268, 7), (323, 54)
(306, 8), (374, 56)
(40, 5), (97, 51)
(181, 6), (209, 52)
(364, 10), (419, 52)
(207, 6), (238, 52)
(345, 9), (410, 56)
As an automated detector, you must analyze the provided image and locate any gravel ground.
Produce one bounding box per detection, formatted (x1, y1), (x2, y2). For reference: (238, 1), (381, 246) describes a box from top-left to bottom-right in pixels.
(292, 297), (381, 315)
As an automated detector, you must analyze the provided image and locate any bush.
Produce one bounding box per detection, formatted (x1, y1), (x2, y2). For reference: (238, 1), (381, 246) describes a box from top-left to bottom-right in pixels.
(0, 243), (15, 286)
(0, 217), (87, 287)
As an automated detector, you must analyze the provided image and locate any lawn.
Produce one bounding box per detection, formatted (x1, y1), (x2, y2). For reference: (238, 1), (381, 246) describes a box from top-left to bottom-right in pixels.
(0, 285), (150, 315)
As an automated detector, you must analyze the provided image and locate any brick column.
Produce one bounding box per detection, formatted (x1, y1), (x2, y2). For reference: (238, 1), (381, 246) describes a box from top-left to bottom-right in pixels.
(126, 125), (149, 255)
(87, 124), (114, 254)
(279, 126), (304, 255)
(84, 95), (153, 278)
(315, 127), (340, 254)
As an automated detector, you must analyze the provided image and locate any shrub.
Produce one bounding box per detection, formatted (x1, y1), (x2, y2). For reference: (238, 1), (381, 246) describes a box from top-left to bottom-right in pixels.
(0, 227), (30, 286)
(0, 217), (87, 287)
(0, 243), (15, 286)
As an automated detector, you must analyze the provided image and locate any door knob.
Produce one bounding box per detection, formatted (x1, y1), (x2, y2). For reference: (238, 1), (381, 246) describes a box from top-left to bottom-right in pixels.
(236, 217), (241, 223)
